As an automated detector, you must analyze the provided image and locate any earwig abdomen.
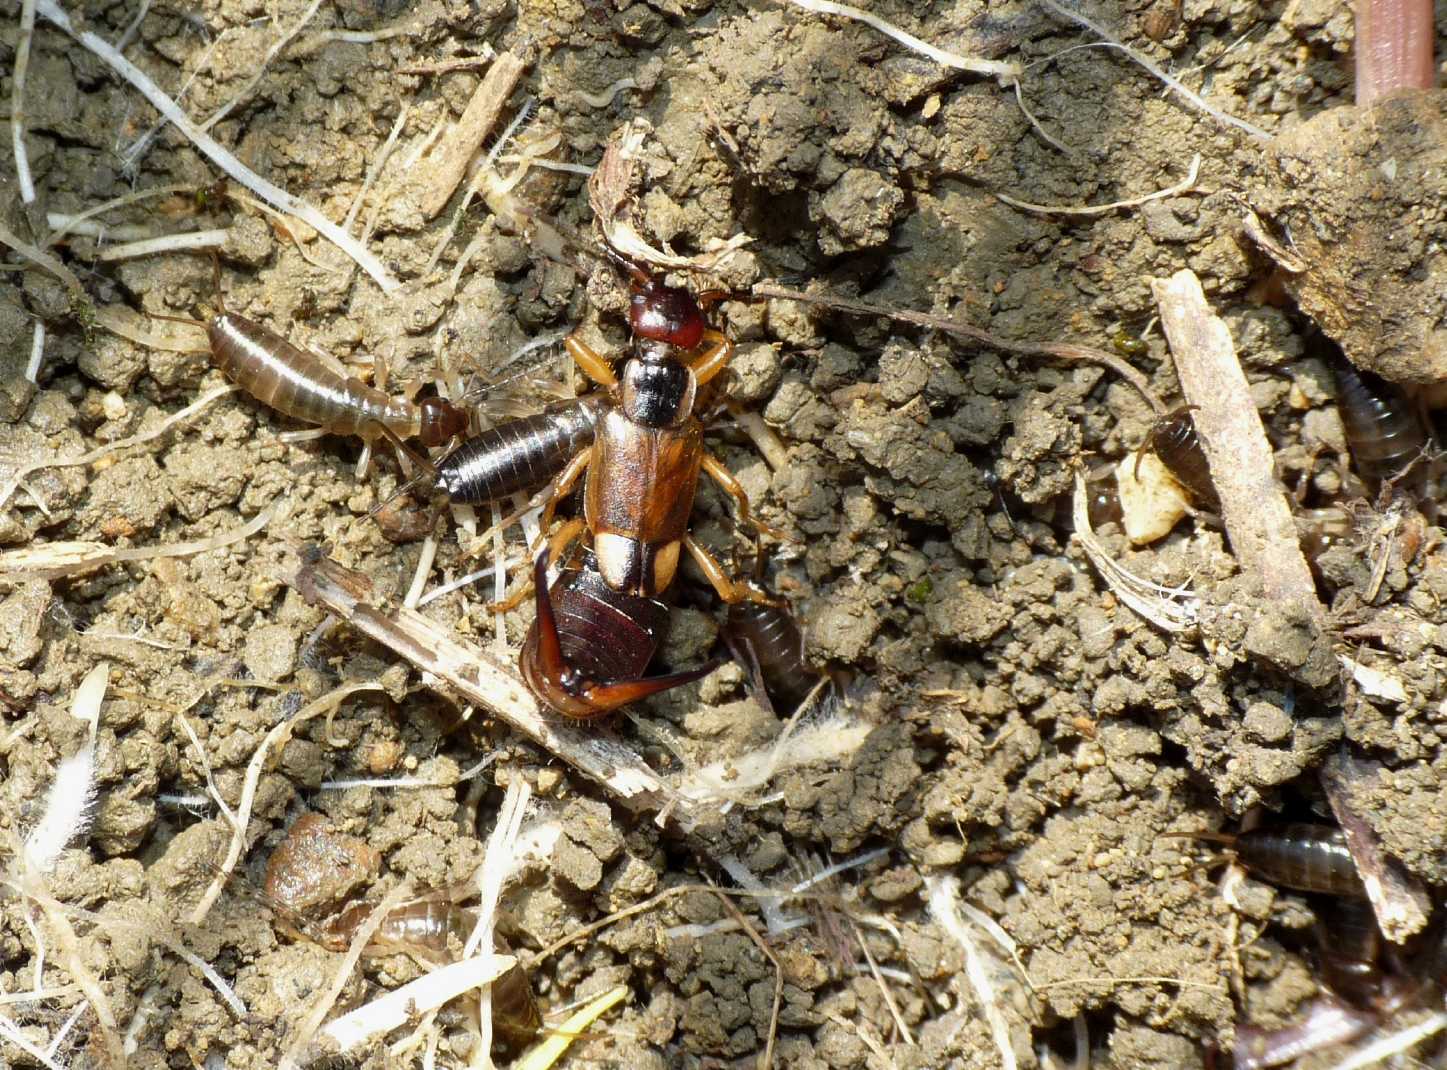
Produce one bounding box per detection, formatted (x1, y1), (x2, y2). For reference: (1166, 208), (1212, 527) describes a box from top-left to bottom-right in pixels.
(1330, 356), (1426, 486)
(1147, 407), (1218, 509)
(1315, 896), (1385, 1006)
(521, 557), (670, 719)
(724, 600), (839, 718)
(439, 395), (605, 505)
(1236, 824), (1366, 898)
(209, 312), (460, 443)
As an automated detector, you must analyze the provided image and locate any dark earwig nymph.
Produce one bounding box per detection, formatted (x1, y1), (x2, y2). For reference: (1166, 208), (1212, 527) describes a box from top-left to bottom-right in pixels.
(1328, 352), (1427, 489)
(1169, 822), (1366, 898)
(1143, 406), (1218, 510)
(438, 396), (606, 505)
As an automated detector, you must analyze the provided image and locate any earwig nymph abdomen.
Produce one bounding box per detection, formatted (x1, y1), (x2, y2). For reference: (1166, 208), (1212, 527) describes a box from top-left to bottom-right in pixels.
(1235, 824), (1366, 898)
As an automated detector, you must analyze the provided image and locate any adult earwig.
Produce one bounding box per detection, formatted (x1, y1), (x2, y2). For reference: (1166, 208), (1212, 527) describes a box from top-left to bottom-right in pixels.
(438, 395), (607, 505)
(1167, 823), (1367, 898)
(1327, 348), (1427, 489)
(520, 548), (720, 720)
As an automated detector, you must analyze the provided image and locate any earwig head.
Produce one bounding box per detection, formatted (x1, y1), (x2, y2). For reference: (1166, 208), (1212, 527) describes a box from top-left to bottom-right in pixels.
(628, 276), (706, 350)
(417, 396), (468, 446)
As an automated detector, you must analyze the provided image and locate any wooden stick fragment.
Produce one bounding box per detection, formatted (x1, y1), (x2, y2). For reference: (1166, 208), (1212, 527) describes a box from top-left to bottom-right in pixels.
(283, 545), (676, 816)
(1151, 271), (1335, 682)
(388, 52), (527, 227)
(1320, 751), (1431, 943)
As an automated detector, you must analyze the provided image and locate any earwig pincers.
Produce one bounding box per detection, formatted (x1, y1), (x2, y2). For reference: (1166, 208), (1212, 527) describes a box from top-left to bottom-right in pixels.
(520, 547), (720, 720)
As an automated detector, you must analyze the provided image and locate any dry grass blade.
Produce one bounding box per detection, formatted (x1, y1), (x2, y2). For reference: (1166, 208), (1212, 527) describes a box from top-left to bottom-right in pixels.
(1071, 469), (1199, 632)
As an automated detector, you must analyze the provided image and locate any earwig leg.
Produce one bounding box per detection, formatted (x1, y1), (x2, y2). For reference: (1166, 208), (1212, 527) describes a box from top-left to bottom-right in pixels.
(374, 422), (439, 481)
(356, 441), (373, 481)
(683, 535), (783, 606)
(564, 335), (618, 390)
(700, 453), (791, 542)
(466, 449), (590, 558)
(486, 517), (584, 613)
(688, 329), (734, 386)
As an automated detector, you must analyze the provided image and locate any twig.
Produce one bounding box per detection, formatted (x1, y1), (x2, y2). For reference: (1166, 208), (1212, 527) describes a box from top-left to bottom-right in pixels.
(393, 52), (527, 224)
(997, 153), (1201, 216)
(0, 500), (276, 580)
(1040, 0), (1271, 141)
(1320, 751), (1432, 942)
(1327, 1012), (1447, 1070)
(35, 0), (401, 294)
(93, 227), (229, 261)
(0, 220), (88, 305)
(754, 284), (1166, 415)
(24, 321), (45, 384)
(284, 545), (678, 816)
(188, 682), (384, 925)
(12, 0), (38, 203)
(1151, 270), (1326, 621)
(782, 0), (1019, 82)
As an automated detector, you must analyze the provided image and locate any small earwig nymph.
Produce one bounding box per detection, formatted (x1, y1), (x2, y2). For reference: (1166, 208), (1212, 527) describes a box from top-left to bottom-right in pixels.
(1168, 822), (1366, 898)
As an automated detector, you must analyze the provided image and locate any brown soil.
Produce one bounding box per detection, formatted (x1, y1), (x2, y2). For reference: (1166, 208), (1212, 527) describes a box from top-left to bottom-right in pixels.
(2, 1), (1446, 1068)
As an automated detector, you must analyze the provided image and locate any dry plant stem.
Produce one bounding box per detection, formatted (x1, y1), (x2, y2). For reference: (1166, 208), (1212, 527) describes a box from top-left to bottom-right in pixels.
(754, 284), (1166, 415)
(1040, 0), (1271, 141)
(1320, 751), (1431, 942)
(1328, 1012), (1447, 1070)
(93, 227), (229, 261)
(189, 682), (384, 925)
(34, 0), (401, 294)
(512, 985), (629, 1070)
(1354, 0), (1436, 105)
(12, 0), (38, 203)
(284, 546), (677, 816)
(0, 500), (275, 580)
(410, 53), (527, 221)
(996, 153), (1200, 216)
(1151, 271), (1323, 616)
(43, 182), (192, 246)
(316, 950), (515, 1055)
(0, 220), (88, 305)
(783, 0), (1020, 82)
